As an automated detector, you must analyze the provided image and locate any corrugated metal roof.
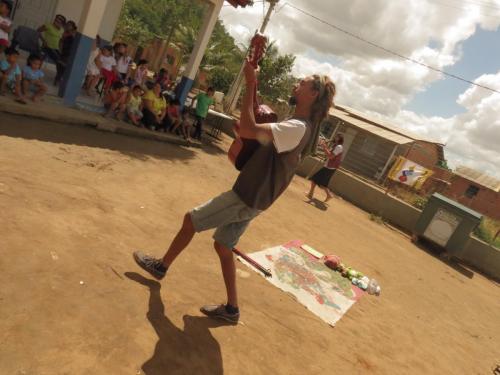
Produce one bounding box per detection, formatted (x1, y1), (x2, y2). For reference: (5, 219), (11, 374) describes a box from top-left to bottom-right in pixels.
(455, 166), (500, 192)
(334, 105), (443, 144)
(329, 108), (414, 145)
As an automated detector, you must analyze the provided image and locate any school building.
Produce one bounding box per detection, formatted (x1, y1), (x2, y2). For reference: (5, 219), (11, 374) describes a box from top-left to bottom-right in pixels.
(322, 105), (446, 182)
(8, 0), (252, 105)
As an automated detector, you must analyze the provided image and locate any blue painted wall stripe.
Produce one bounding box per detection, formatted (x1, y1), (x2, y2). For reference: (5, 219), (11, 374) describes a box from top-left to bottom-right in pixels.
(59, 33), (94, 106)
(175, 76), (195, 109)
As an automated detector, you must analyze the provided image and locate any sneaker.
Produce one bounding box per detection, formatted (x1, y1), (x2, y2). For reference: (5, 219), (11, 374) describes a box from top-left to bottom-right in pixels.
(132, 251), (167, 280)
(200, 304), (240, 323)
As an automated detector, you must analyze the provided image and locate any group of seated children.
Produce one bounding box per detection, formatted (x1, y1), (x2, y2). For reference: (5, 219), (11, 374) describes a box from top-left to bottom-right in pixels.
(1, 48), (47, 103)
(101, 81), (192, 140)
(84, 42), (149, 96)
(1, 1), (39, 103)
(84, 44), (118, 96)
(0, 3), (76, 102)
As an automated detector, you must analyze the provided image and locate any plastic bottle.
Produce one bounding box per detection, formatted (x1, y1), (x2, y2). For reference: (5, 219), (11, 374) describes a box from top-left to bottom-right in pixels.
(367, 279), (381, 296)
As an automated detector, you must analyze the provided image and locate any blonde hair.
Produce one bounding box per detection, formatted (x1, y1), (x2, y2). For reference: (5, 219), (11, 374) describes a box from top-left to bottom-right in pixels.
(303, 75), (336, 157)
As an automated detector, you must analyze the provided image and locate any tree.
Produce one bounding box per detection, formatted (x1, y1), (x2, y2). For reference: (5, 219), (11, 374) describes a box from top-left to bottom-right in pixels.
(209, 67), (234, 92)
(114, 0), (206, 45)
(114, 1), (153, 45)
(258, 43), (297, 103)
(114, 0), (298, 103)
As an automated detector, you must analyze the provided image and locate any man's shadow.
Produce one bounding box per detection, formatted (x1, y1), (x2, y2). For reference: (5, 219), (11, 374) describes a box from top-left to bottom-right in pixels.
(125, 272), (231, 375)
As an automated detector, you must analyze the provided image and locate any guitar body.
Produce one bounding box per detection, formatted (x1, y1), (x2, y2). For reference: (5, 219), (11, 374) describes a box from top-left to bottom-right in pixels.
(228, 33), (278, 170)
(255, 104), (278, 123)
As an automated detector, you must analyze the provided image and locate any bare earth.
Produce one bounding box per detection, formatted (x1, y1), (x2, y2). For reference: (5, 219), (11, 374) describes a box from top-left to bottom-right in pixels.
(0, 113), (499, 375)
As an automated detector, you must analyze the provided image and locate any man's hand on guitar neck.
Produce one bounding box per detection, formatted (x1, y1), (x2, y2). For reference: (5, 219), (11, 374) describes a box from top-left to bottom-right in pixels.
(239, 60), (273, 143)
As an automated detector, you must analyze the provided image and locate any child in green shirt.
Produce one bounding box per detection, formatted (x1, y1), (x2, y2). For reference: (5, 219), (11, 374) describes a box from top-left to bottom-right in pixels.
(191, 87), (215, 140)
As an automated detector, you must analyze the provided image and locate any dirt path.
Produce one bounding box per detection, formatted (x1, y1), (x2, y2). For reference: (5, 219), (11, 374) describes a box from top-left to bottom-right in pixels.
(0, 114), (499, 375)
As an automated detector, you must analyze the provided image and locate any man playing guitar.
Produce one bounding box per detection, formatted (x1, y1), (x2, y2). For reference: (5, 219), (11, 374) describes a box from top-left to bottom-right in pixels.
(133, 58), (336, 323)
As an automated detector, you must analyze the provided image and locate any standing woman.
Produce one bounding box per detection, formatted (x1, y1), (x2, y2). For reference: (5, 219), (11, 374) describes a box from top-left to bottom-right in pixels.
(37, 14), (66, 63)
(306, 133), (344, 203)
(54, 20), (77, 86)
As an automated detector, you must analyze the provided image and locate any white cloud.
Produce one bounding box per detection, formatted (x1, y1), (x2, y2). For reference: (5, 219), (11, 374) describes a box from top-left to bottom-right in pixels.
(219, 0), (500, 177)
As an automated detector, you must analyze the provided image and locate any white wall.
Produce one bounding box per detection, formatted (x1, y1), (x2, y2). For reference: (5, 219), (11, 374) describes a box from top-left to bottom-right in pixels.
(97, 0), (124, 41)
(54, 0), (86, 26)
(12, 0), (58, 29)
(55, 0), (123, 41)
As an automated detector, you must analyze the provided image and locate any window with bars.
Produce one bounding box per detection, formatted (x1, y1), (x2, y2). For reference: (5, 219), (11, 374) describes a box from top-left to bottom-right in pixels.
(464, 185), (480, 198)
(320, 121), (335, 138)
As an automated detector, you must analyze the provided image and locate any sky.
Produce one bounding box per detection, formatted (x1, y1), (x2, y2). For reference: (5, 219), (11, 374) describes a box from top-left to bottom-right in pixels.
(219, 0), (500, 177)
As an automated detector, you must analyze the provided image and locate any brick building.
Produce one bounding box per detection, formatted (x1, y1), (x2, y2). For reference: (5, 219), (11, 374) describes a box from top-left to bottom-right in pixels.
(443, 166), (500, 220)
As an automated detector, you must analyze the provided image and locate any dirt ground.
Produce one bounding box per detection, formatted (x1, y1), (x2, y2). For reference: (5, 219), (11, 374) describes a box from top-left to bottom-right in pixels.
(1, 113), (499, 375)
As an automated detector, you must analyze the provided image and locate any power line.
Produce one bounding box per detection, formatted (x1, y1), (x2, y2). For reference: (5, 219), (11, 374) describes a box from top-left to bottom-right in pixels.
(448, 0), (500, 11)
(283, 2), (500, 94)
(427, 0), (500, 18)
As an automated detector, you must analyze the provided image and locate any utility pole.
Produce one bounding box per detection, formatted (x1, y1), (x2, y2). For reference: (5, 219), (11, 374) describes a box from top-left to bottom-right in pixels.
(224, 0), (279, 114)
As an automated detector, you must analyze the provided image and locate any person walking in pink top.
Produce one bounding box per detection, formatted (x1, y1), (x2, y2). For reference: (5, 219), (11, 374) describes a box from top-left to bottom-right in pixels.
(306, 133), (344, 202)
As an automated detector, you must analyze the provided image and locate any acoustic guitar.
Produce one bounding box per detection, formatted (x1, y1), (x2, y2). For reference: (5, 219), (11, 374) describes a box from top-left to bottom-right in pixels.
(228, 33), (278, 171)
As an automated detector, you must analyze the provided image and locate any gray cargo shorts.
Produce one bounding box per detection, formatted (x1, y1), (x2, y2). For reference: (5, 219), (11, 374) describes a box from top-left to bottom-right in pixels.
(190, 190), (261, 249)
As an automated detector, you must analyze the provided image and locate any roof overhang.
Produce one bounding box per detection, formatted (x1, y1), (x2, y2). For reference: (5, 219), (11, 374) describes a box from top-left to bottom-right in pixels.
(329, 108), (414, 145)
(455, 166), (500, 192)
(334, 105), (443, 145)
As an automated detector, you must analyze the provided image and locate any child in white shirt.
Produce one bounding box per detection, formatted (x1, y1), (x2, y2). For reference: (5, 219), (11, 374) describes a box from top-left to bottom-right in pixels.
(84, 46), (101, 96)
(0, 0), (13, 55)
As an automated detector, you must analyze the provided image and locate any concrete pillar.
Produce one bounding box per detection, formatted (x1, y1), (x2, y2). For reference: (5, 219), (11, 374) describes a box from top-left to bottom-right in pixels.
(58, 0), (109, 105)
(175, 0), (223, 106)
(97, 0), (125, 42)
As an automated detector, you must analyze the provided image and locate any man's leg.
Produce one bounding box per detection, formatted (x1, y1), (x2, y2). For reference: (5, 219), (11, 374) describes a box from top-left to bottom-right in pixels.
(132, 190), (258, 320)
(213, 241), (238, 307)
(162, 213), (195, 267)
(133, 212), (195, 280)
(199, 217), (255, 323)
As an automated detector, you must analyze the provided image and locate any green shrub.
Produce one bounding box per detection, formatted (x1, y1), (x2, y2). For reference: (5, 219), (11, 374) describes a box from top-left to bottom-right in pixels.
(369, 213), (384, 224)
(473, 217), (500, 248)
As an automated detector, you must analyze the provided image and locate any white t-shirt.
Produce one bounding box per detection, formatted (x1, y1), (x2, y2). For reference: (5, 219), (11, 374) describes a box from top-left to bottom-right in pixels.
(0, 16), (11, 41)
(116, 55), (131, 74)
(270, 119), (307, 154)
(86, 49), (100, 75)
(100, 55), (116, 71)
